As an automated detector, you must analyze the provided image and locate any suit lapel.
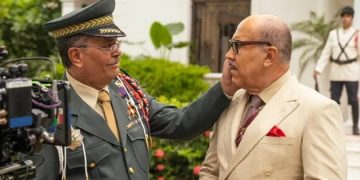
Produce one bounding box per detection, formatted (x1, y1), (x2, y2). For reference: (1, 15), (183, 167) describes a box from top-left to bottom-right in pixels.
(224, 90), (249, 155)
(70, 87), (121, 146)
(218, 90), (249, 165)
(109, 82), (129, 147)
(221, 76), (301, 179)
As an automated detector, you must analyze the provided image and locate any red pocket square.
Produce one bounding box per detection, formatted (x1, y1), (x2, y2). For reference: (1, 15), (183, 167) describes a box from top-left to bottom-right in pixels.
(266, 125), (286, 137)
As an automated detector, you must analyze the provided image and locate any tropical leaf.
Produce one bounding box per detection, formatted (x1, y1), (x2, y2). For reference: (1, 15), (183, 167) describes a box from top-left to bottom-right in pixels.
(149, 21), (190, 59)
(166, 22), (185, 35)
(292, 38), (318, 49)
(291, 11), (339, 78)
(150, 21), (172, 49)
(173, 41), (190, 48)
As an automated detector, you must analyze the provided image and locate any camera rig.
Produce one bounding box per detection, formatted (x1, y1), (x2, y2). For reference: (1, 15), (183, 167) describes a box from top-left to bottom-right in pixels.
(0, 56), (71, 180)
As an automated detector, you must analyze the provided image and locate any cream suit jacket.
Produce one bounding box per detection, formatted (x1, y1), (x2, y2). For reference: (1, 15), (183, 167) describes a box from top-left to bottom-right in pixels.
(200, 75), (347, 180)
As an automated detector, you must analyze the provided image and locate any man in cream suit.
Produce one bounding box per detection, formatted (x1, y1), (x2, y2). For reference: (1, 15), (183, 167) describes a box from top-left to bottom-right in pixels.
(200, 14), (347, 179)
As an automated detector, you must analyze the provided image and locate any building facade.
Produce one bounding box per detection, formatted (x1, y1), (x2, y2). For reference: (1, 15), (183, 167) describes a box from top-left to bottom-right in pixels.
(61, 0), (358, 70)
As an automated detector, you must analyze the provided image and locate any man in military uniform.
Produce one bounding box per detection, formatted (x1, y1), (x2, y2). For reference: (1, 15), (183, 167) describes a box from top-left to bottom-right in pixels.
(32, 0), (238, 179)
(314, 6), (360, 135)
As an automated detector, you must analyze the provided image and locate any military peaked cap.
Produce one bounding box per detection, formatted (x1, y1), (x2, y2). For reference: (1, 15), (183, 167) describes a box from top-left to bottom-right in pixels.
(43, 0), (126, 39)
(340, 6), (355, 17)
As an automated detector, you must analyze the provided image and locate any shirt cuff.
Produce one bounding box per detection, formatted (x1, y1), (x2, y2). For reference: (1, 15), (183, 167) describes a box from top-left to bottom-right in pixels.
(223, 92), (233, 99)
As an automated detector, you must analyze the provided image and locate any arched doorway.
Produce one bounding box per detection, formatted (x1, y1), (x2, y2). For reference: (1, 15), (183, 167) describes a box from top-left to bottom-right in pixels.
(191, 0), (250, 72)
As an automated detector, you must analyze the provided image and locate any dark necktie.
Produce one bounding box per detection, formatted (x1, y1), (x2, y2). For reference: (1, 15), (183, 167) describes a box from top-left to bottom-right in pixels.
(235, 95), (263, 147)
(98, 90), (120, 141)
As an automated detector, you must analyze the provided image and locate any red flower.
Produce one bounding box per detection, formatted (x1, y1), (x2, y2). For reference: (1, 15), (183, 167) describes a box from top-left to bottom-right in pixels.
(203, 130), (212, 138)
(154, 149), (165, 159)
(193, 165), (201, 175)
(157, 176), (165, 180)
(156, 164), (165, 171)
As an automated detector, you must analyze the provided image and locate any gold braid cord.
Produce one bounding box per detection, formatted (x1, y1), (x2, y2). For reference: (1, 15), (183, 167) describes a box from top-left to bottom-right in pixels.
(99, 28), (122, 34)
(51, 15), (113, 39)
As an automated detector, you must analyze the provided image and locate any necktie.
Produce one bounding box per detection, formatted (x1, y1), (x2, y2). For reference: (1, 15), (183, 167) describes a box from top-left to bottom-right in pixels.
(235, 95), (263, 147)
(98, 90), (120, 141)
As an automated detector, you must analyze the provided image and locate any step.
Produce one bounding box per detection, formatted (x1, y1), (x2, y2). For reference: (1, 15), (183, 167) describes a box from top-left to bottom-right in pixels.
(346, 134), (360, 180)
(347, 165), (360, 180)
(346, 135), (360, 149)
(347, 148), (360, 166)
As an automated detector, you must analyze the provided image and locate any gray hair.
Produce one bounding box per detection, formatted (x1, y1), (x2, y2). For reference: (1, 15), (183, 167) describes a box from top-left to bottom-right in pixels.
(254, 15), (292, 63)
(55, 35), (87, 68)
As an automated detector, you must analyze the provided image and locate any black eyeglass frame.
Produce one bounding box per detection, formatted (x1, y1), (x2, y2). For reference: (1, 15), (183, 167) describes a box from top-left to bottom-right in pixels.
(229, 39), (272, 54)
(75, 41), (121, 52)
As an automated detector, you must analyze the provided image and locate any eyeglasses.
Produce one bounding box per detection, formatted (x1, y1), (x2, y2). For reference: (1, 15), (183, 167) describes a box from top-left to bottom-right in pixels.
(76, 41), (121, 52)
(229, 39), (272, 54)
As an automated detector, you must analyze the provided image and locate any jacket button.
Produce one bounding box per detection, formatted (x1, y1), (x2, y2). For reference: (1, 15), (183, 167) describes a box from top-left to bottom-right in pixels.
(129, 167), (135, 174)
(264, 168), (272, 176)
(89, 162), (96, 168)
(124, 148), (127, 152)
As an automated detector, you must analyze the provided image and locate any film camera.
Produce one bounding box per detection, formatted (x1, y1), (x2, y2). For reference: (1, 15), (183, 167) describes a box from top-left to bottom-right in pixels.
(0, 51), (71, 180)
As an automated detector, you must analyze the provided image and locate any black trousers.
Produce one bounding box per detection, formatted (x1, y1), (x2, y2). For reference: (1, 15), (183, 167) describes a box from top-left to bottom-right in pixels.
(330, 81), (359, 129)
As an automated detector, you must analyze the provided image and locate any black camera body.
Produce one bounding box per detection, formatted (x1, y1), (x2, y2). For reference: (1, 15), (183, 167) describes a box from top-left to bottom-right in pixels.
(0, 46), (8, 60)
(0, 63), (71, 179)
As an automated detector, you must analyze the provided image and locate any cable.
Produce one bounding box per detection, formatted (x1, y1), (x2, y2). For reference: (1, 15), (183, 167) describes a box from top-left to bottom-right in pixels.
(61, 147), (67, 180)
(32, 99), (62, 109)
(22, 163), (29, 180)
(81, 141), (89, 180)
(20, 154), (45, 168)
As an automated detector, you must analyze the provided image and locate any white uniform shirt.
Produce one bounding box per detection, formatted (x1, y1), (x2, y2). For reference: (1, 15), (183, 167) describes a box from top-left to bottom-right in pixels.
(315, 27), (360, 81)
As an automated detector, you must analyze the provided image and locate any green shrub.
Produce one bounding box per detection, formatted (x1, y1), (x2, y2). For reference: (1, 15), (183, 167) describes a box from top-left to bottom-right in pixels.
(150, 133), (212, 180)
(0, 0), (60, 58)
(120, 54), (210, 103)
(121, 55), (212, 179)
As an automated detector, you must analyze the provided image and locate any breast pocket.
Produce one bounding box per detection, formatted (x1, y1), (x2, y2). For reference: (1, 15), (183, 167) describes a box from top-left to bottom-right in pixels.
(260, 136), (296, 145)
(127, 124), (149, 172)
(249, 137), (297, 176)
(66, 141), (112, 179)
(256, 137), (296, 161)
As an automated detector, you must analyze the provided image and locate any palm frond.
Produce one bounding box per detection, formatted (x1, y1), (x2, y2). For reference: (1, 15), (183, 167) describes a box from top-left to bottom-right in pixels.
(292, 38), (319, 49)
(291, 11), (339, 78)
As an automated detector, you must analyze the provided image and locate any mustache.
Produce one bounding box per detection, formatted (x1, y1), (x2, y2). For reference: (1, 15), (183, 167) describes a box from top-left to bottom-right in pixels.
(228, 61), (237, 70)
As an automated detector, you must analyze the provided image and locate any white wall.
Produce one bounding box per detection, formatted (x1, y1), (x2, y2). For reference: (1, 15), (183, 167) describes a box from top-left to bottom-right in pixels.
(61, 0), (96, 14)
(61, 0), (76, 15)
(354, 0), (360, 29)
(113, 0), (192, 64)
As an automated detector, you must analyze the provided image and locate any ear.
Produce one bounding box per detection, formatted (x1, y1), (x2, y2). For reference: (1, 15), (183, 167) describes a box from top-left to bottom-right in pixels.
(68, 47), (84, 68)
(263, 46), (278, 67)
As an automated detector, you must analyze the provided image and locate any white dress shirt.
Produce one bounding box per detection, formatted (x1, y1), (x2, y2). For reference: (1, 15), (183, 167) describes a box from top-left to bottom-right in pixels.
(315, 27), (360, 81)
(66, 71), (109, 118)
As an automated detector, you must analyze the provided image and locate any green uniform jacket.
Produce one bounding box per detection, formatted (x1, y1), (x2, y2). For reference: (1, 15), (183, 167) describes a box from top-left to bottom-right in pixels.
(33, 80), (230, 180)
